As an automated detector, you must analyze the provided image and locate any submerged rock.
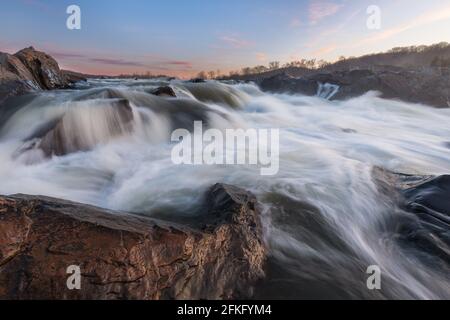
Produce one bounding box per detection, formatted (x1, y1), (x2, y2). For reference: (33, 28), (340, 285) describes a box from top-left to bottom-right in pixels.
(150, 86), (177, 97)
(37, 98), (134, 156)
(181, 82), (249, 108)
(0, 184), (266, 300)
(189, 78), (206, 83)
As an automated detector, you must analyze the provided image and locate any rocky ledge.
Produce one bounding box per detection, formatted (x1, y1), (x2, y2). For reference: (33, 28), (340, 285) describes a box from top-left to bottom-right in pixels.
(0, 47), (82, 104)
(0, 184), (266, 300)
(259, 68), (450, 108)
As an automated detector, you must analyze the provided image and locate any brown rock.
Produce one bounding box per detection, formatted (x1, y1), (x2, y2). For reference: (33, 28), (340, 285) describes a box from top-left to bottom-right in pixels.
(14, 47), (68, 90)
(0, 52), (37, 86)
(0, 183), (266, 300)
(62, 70), (88, 84)
(1, 47), (69, 104)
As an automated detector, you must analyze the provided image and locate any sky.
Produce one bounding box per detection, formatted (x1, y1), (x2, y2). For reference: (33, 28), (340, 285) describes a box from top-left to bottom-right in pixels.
(1, 0), (450, 78)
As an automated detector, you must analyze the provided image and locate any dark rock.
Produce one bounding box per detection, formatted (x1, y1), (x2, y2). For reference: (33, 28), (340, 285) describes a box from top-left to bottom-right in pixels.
(150, 86), (176, 97)
(0, 183), (266, 299)
(372, 168), (450, 265)
(259, 73), (318, 96)
(189, 78), (206, 83)
(0, 78), (37, 105)
(62, 70), (88, 84)
(258, 68), (450, 108)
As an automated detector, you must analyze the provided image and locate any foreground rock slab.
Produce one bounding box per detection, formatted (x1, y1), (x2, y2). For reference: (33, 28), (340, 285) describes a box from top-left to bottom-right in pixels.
(0, 184), (266, 300)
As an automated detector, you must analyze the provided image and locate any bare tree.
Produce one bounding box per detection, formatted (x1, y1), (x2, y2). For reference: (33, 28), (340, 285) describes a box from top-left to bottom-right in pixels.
(207, 70), (216, 79)
(268, 61), (280, 70)
(197, 71), (207, 79)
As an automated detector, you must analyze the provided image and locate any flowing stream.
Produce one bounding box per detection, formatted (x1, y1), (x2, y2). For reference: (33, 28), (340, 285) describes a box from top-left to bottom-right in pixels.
(0, 78), (449, 299)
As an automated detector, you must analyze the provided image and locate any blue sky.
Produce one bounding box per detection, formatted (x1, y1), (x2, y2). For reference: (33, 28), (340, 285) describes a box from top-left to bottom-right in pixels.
(1, 0), (450, 77)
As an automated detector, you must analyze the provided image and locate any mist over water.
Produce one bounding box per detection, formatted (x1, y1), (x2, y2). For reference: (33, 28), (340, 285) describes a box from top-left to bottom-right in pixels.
(0, 78), (449, 299)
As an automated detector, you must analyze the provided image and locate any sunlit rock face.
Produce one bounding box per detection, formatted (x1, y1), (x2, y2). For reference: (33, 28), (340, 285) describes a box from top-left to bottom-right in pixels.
(0, 184), (266, 300)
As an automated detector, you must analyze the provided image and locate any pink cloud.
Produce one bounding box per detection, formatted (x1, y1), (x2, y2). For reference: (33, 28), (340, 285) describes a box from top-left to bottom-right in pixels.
(309, 1), (343, 25)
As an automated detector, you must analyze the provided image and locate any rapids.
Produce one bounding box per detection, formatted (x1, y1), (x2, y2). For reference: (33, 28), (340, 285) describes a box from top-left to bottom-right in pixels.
(0, 78), (449, 299)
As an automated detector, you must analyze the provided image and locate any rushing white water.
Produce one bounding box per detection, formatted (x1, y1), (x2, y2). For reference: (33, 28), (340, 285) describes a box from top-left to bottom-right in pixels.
(0, 78), (449, 299)
(316, 82), (339, 100)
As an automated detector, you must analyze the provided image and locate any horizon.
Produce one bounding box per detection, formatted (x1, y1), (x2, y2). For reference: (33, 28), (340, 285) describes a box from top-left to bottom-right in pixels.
(1, 0), (450, 78)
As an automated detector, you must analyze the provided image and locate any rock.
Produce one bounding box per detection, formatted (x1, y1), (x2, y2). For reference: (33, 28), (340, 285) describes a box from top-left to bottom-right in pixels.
(0, 183), (266, 300)
(150, 86), (176, 97)
(258, 68), (450, 108)
(189, 78), (206, 83)
(0, 53), (39, 104)
(37, 98), (134, 156)
(372, 168), (450, 264)
(0, 47), (69, 104)
(62, 70), (88, 84)
(0, 77), (37, 105)
(259, 73), (318, 96)
(0, 52), (37, 85)
(14, 47), (67, 90)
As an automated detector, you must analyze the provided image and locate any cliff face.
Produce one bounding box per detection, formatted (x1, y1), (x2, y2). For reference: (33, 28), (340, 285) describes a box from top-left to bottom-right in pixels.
(0, 184), (266, 300)
(0, 47), (73, 104)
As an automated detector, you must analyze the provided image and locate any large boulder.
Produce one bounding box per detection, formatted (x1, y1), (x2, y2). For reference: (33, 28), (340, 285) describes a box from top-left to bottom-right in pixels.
(0, 184), (266, 300)
(0, 52), (39, 104)
(0, 52), (37, 85)
(14, 47), (68, 90)
(0, 47), (70, 104)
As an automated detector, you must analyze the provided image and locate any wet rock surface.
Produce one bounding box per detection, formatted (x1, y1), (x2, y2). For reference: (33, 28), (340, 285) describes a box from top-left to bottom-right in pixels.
(0, 183), (266, 300)
(373, 168), (450, 265)
(150, 86), (177, 97)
